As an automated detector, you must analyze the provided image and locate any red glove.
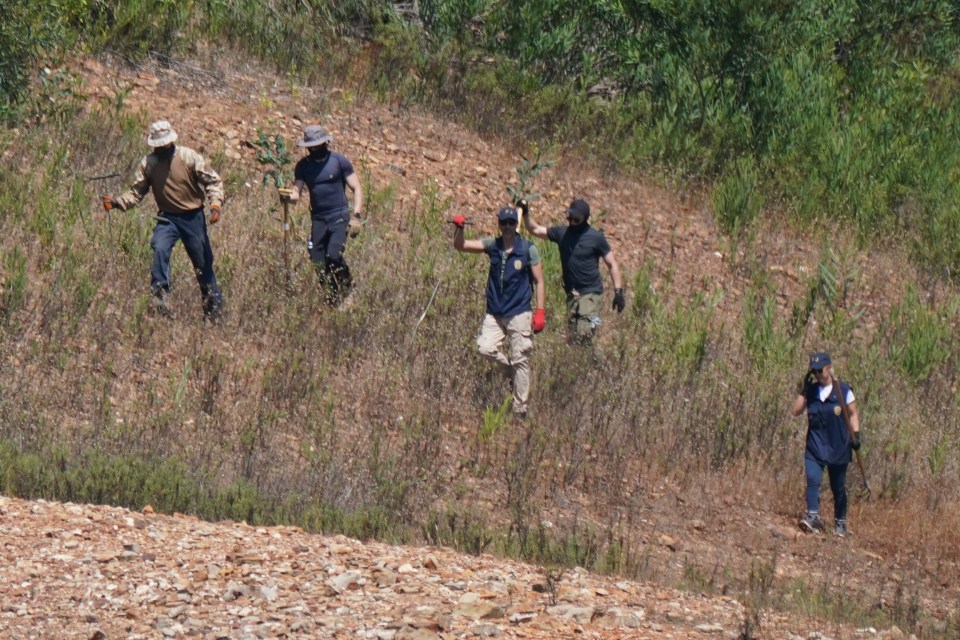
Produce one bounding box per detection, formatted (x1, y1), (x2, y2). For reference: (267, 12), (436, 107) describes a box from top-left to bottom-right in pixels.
(101, 194), (120, 211)
(209, 205), (221, 224)
(532, 308), (546, 333)
(452, 215), (467, 228)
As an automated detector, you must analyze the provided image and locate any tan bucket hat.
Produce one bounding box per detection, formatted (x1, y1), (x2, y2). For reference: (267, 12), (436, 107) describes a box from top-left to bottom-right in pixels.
(147, 120), (178, 147)
(297, 124), (333, 148)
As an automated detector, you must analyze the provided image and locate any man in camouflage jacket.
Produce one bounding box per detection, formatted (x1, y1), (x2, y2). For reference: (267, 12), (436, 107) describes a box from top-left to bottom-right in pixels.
(102, 120), (225, 319)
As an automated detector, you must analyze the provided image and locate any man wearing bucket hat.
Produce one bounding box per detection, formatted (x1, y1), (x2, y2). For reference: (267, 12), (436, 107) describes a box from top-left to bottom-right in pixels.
(791, 352), (862, 537)
(101, 120), (225, 320)
(284, 124), (364, 306)
(452, 206), (546, 420)
(520, 198), (623, 345)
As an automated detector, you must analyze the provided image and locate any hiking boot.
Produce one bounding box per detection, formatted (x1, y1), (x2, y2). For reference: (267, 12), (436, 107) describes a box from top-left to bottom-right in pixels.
(514, 410), (527, 422)
(799, 513), (823, 534)
(203, 290), (224, 322)
(337, 290), (357, 310)
(834, 520), (848, 538)
(152, 289), (174, 319)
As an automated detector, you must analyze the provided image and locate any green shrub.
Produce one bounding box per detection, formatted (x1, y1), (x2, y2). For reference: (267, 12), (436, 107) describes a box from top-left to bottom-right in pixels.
(712, 157), (763, 235)
(1, 247), (27, 322)
(742, 291), (793, 377)
(648, 293), (714, 376)
(887, 286), (953, 385)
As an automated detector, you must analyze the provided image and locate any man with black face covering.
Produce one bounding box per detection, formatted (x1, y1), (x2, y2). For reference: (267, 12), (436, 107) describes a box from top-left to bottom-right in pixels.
(102, 120), (225, 320)
(521, 198), (624, 344)
(285, 124), (364, 306)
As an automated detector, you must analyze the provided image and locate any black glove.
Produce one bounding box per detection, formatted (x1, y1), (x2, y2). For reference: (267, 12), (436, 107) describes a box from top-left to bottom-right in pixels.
(851, 432), (862, 451)
(612, 288), (625, 313)
(796, 370), (815, 395)
(515, 199), (529, 218)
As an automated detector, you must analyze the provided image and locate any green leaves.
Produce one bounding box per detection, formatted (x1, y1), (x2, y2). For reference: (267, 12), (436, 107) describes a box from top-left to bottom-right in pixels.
(887, 286), (953, 385)
(506, 150), (554, 204)
(252, 130), (294, 189)
(711, 157), (762, 235)
(0, 0), (69, 116)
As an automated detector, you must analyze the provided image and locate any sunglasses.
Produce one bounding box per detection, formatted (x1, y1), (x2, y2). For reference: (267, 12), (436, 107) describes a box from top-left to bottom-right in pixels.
(499, 219), (517, 226)
(567, 215), (584, 223)
(812, 368), (825, 374)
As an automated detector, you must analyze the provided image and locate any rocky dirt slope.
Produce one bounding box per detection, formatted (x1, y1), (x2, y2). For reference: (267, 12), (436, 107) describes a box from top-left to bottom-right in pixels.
(0, 495), (910, 639)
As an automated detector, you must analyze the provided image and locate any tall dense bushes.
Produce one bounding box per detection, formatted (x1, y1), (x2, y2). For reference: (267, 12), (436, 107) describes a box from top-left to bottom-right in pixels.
(6, 1), (960, 272)
(407, 0), (960, 275)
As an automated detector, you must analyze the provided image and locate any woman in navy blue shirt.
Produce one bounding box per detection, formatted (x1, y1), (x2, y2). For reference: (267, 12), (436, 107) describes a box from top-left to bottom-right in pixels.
(791, 352), (862, 537)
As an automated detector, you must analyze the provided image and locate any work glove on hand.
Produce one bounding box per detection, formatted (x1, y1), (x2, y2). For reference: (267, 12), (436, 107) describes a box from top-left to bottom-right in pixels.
(532, 308), (546, 334)
(515, 199), (529, 219)
(851, 432), (862, 451)
(452, 215), (467, 229)
(348, 214), (363, 238)
(101, 194), (120, 212)
(278, 187), (294, 205)
(612, 288), (626, 313)
(208, 205), (221, 225)
(795, 370), (816, 395)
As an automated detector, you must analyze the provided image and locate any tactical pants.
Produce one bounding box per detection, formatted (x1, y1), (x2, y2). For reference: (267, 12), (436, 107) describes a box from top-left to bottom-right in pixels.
(309, 213), (352, 305)
(476, 311), (533, 414)
(565, 292), (602, 344)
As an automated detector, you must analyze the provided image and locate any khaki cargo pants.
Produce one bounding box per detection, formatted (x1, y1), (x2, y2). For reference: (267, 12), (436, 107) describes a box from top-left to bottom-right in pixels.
(476, 311), (533, 414)
(566, 292), (602, 344)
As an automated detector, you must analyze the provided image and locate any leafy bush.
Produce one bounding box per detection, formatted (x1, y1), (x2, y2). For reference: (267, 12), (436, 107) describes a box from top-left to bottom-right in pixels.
(0, 0), (74, 116)
(887, 286), (953, 384)
(742, 291), (794, 377)
(711, 157), (763, 235)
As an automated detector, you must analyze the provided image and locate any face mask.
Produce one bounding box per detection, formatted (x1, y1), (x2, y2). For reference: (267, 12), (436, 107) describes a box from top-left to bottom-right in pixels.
(154, 144), (175, 160)
(309, 146), (329, 159)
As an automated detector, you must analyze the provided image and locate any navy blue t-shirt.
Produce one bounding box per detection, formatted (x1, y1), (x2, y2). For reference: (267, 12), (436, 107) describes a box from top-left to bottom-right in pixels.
(546, 224), (611, 295)
(294, 151), (354, 219)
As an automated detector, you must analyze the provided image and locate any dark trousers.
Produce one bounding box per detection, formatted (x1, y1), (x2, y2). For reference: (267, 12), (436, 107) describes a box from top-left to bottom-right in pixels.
(805, 456), (848, 521)
(309, 214), (352, 304)
(150, 210), (221, 301)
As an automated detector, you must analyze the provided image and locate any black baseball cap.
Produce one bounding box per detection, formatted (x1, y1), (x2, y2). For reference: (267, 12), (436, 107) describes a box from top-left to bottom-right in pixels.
(567, 199), (590, 219)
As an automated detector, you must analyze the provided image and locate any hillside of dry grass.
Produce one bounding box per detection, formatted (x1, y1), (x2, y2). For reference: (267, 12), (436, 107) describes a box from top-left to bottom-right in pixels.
(2, 49), (959, 637)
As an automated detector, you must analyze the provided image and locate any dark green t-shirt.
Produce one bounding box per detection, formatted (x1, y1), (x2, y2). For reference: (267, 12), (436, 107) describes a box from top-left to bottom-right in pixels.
(546, 224), (610, 294)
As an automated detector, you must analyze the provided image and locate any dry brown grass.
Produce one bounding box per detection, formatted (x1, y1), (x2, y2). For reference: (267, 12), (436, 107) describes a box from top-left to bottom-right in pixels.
(3, 58), (960, 636)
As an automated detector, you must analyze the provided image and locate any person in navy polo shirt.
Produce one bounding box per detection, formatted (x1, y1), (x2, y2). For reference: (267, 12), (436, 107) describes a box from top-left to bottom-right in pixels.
(285, 124), (364, 306)
(452, 206), (546, 420)
(791, 352), (862, 537)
